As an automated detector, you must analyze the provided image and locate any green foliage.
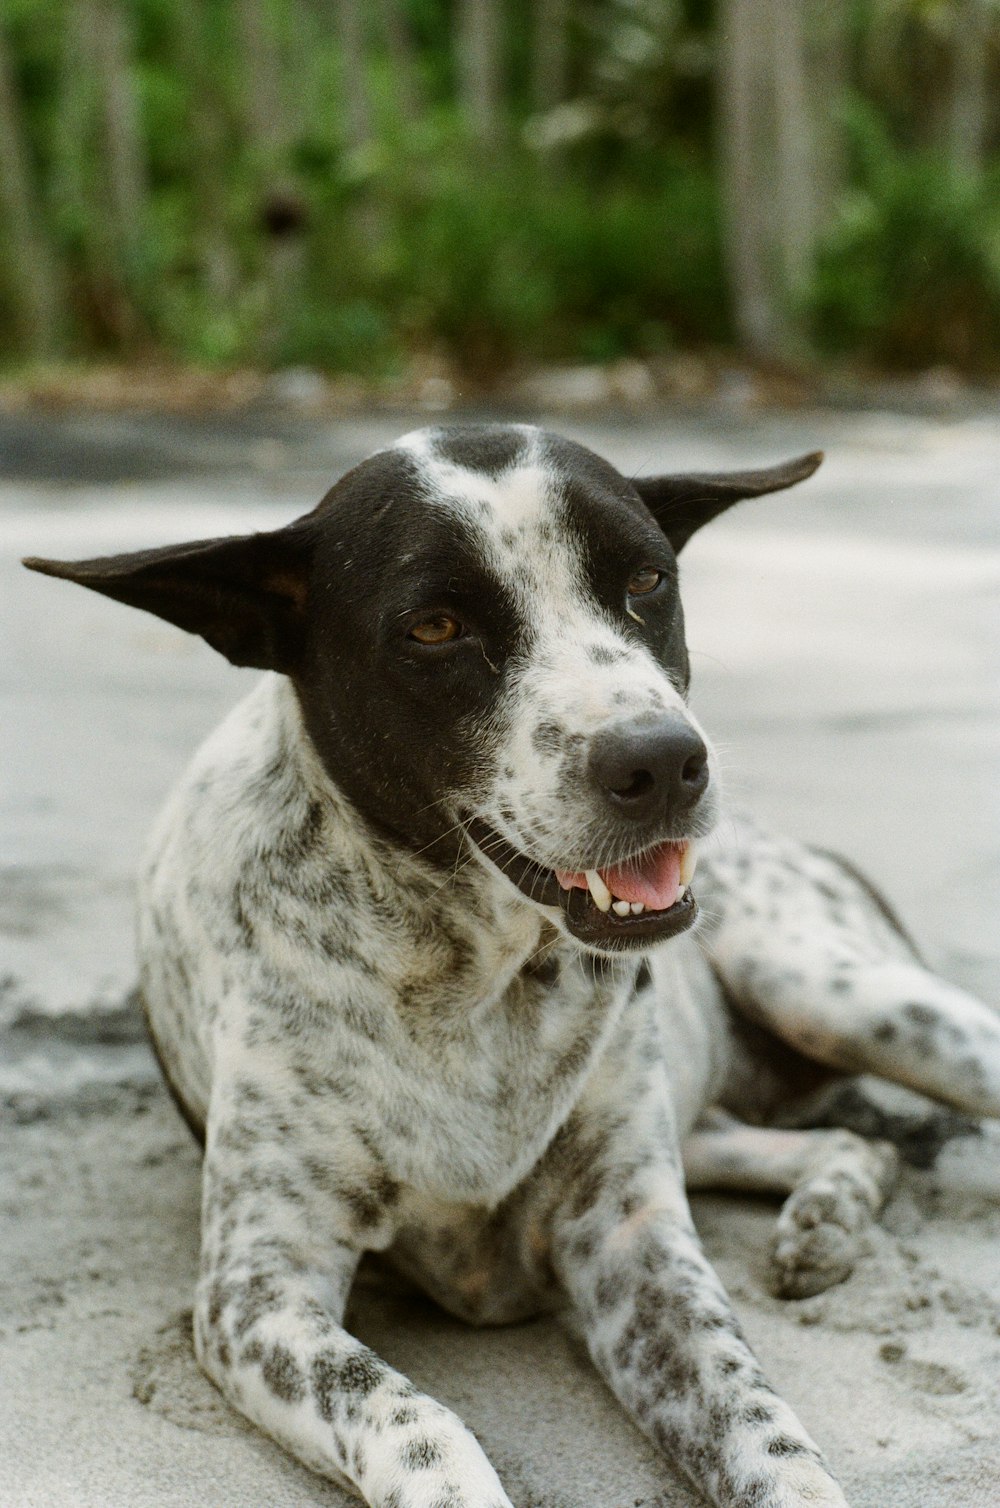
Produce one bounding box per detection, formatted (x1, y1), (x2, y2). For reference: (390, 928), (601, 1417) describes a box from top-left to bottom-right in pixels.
(269, 144), (726, 373)
(1, 0), (999, 376)
(808, 100), (1000, 370)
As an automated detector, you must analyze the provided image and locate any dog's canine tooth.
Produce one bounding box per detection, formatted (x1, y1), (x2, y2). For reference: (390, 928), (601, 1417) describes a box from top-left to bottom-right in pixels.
(679, 840), (697, 889)
(585, 870), (613, 913)
(612, 899), (631, 917)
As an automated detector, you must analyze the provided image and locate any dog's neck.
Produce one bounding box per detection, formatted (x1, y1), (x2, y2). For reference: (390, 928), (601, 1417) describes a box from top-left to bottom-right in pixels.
(271, 677), (607, 997)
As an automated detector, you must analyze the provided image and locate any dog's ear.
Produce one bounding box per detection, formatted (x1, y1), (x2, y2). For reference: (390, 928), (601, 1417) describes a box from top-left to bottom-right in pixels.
(23, 521), (315, 672)
(635, 451), (823, 553)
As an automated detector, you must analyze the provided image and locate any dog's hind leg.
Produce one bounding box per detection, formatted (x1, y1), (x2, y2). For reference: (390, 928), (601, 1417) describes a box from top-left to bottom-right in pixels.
(698, 816), (1000, 1120)
(682, 1111), (899, 1298)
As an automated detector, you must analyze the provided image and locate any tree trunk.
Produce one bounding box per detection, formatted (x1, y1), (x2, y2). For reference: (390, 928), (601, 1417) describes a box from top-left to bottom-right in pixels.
(717, 0), (784, 354)
(235, 0), (305, 359)
(810, 0), (848, 215)
(0, 17), (63, 354)
(716, 0), (846, 359)
(336, 0), (374, 155)
(531, 0), (570, 114)
(771, 0), (815, 300)
(334, 0), (383, 250)
(949, 0), (991, 175)
(235, 0), (289, 170)
(373, 0), (425, 126)
(90, 0), (147, 286)
(170, 0), (236, 303)
(456, 0), (503, 148)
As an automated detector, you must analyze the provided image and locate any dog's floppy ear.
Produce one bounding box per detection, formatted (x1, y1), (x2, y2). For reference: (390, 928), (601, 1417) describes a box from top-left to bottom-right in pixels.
(23, 521), (315, 672)
(635, 451), (823, 552)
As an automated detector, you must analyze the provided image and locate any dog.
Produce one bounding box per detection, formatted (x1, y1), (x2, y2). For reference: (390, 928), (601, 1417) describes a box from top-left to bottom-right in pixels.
(24, 424), (1000, 1508)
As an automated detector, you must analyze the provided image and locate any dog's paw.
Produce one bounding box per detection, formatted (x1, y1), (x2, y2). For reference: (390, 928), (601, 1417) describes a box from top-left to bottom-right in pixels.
(769, 1139), (899, 1300)
(769, 1175), (869, 1299)
(769, 1459), (850, 1506)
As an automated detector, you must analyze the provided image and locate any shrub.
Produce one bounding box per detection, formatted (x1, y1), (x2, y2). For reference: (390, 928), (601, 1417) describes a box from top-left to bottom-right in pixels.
(807, 100), (1000, 372)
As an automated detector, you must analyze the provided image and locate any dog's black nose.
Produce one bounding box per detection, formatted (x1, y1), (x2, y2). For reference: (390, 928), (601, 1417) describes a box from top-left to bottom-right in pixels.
(588, 714), (709, 822)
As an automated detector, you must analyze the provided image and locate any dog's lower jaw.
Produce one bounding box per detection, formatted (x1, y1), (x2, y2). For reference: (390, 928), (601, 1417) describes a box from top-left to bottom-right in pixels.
(465, 816), (701, 953)
(560, 884), (698, 953)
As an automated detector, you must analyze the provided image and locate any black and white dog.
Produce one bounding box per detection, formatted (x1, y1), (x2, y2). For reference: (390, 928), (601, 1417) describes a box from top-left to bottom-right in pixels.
(25, 425), (1000, 1508)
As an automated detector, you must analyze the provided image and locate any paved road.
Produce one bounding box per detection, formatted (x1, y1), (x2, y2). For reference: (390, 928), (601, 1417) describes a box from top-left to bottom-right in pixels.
(2, 402), (999, 1508)
(3, 402), (998, 1046)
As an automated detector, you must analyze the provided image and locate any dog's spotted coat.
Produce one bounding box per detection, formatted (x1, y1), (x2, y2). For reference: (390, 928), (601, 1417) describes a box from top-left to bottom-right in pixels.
(25, 425), (1000, 1508)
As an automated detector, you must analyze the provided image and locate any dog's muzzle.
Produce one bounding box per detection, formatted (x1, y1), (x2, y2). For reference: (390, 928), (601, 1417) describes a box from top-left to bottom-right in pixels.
(466, 818), (698, 951)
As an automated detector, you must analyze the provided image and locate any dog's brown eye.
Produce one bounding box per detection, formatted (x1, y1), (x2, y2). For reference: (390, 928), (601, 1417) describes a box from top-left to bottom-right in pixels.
(628, 567), (662, 596)
(408, 615), (463, 645)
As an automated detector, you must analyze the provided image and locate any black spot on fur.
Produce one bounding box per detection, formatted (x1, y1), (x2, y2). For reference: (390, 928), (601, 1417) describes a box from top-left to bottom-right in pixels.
(595, 1272), (622, 1310)
(903, 1002), (938, 1028)
(523, 950), (561, 987)
(402, 1438), (443, 1469)
(873, 1021), (896, 1043)
(231, 1273), (284, 1339)
(261, 1343), (306, 1403)
(766, 1434), (811, 1458)
(232, 888), (255, 947)
(531, 720), (566, 756)
(432, 424), (529, 478)
(312, 1348), (384, 1421)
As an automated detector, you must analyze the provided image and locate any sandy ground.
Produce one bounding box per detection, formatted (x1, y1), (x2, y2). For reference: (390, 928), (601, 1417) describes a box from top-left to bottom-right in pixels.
(2, 402), (999, 1506)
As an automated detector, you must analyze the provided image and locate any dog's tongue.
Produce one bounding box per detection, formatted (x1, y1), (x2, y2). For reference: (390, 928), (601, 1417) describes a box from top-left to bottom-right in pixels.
(556, 841), (682, 910)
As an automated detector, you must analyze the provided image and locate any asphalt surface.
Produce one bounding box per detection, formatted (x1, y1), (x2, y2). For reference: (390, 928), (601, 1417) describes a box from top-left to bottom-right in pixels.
(4, 401), (997, 1040)
(2, 400), (998, 1507)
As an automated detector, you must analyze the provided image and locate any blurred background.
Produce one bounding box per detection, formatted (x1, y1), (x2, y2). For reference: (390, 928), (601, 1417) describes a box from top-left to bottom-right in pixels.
(3, 10), (1000, 1506)
(1, 0), (1000, 391)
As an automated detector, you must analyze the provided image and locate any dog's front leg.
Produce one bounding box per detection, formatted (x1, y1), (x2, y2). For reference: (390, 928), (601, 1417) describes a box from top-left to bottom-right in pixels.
(547, 1067), (848, 1508)
(195, 1086), (513, 1508)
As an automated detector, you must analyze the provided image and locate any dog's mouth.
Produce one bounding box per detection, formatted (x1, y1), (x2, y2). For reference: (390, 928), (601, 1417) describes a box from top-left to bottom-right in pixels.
(466, 818), (697, 951)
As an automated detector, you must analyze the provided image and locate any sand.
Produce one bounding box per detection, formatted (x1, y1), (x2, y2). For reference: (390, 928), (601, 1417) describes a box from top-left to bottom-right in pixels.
(3, 1067), (1000, 1507)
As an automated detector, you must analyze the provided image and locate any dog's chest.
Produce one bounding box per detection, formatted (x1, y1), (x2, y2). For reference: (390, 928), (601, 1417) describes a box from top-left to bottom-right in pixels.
(142, 679), (642, 1202)
(271, 917), (639, 1204)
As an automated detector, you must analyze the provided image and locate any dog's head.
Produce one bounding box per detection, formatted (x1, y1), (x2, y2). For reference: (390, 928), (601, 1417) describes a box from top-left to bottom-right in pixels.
(24, 425), (820, 953)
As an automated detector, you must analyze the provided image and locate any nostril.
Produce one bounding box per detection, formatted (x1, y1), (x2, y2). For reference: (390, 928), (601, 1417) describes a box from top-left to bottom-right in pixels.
(610, 768), (654, 802)
(681, 750), (708, 787)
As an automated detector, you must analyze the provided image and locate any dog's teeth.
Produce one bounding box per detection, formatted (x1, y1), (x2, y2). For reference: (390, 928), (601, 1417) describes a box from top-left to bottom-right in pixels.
(679, 841), (698, 889)
(585, 870), (613, 913)
(677, 885), (687, 903)
(612, 899), (631, 917)
(630, 901), (644, 915)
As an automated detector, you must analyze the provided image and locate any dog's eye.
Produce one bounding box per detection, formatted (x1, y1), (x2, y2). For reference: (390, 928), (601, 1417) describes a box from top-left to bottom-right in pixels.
(408, 615), (464, 645)
(627, 567), (663, 597)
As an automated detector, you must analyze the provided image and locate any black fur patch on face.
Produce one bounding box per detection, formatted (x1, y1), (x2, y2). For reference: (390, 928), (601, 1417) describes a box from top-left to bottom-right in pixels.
(539, 435), (690, 692)
(430, 425), (531, 478)
(293, 447), (528, 857)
